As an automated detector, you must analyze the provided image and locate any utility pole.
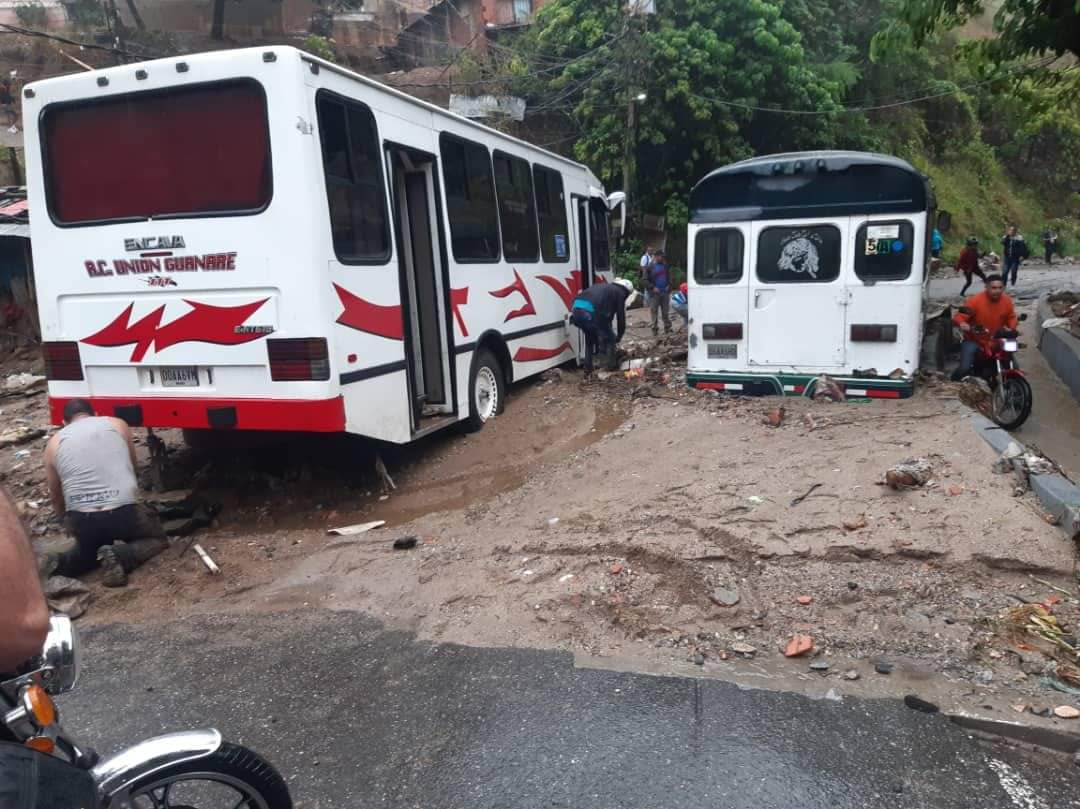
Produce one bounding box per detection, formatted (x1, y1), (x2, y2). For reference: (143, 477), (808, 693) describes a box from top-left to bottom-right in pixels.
(620, 2), (650, 239)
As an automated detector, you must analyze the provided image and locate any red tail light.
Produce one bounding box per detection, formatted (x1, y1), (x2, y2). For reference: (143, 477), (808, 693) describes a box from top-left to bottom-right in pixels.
(43, 342), (84, 380)
(267, 338), (330, 381)
(850, 324), (897, 342)
(702, 323), (743, 340)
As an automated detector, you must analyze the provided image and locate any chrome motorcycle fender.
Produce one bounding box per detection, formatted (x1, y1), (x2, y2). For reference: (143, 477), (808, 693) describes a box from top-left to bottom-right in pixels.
(92, 728), (222, 802)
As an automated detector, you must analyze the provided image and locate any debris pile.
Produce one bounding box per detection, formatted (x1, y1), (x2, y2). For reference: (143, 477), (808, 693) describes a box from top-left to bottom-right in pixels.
(1046, 290), (1080, 339)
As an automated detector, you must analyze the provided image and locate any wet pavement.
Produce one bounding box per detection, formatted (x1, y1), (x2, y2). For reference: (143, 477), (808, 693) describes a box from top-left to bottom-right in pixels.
(61, 610), (1080, 809)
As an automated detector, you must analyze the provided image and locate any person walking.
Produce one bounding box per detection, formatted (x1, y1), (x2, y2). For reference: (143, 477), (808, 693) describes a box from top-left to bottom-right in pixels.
(570, 278), (635, 376)
(955, 236), (986, 295)
(43, 400), (167, 587)
(1043, 227), (1058, 265)
(643, 249), (672, 336)
(931, 228), (943, 259)
(1001, 225), (1029, 288)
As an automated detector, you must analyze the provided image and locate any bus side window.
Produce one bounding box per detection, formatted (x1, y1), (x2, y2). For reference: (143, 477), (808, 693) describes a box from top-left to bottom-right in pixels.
(854, 221), (915, 282)
(493, 151), (539, 263)
(588, 199), (611, 272)
(694, 229), (744, 284)
(316, 93), (390, 263)
(439, 133), (501, 262)
(533, 165), (569, 263)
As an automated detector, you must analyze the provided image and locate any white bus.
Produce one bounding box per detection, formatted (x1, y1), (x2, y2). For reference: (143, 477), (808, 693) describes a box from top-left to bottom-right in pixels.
(24, 46), (618, 443)
(685, 151), (933, 399)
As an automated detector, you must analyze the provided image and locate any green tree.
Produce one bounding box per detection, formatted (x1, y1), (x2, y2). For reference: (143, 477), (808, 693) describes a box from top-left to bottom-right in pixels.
(900, 0), (1080, 62)
(514, 0), (842, 219)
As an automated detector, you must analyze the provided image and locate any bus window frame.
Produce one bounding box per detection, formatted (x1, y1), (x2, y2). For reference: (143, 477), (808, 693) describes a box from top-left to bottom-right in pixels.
(693, 228), (745, 285)
(755, 223), (843, 285)
(438, 131), (502, 265)
(492, 148), (540, 264)
(40, 77), (274, 229)
(853, 219), (916, 283)
(533, 163), (570, 264)
(315, 89), (393, 266)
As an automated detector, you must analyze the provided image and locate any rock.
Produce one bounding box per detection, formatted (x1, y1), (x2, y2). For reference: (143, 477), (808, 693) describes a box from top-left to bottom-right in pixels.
(943, 616), (955, 625)
(393, 536), (419, 550)
(44, 575), (92, 619)
(1054, 705), (1080, 719)
(885, 457), (933, 490)
(875, 661), (894, 675)
(842, 516), (868, 531)
(610, 562), (623, 575)
(1032, 706), (1052, 718)
(0, 426), (46, 449)
(903, 695), (939, 714)
(784, 634), (814, 658)
(730, 642), (756, 657)
(809, 661), (830, 672)
(763, 406), (785, 428)
(693, 653), (705, 666)
(796, 595), (813, 605)
(847, 581), (858, 590)
(710, 587), (740, 607)
(1010, 704), (1027, 714)
(843, 669), (860, 681)
(975, 669), (994, 685)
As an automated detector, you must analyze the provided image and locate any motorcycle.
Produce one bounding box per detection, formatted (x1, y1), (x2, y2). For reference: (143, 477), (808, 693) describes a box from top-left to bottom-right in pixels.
(957, 309), (1033, 430)
(2, 615), (292, 809)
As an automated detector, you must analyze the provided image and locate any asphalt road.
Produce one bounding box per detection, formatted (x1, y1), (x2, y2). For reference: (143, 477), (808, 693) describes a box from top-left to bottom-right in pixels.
(59, 610), (1080, 809)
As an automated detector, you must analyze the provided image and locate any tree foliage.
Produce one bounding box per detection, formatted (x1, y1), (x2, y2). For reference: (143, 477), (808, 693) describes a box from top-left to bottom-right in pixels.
(513, 0), (842, 216)
(900, 0), (1080, 62)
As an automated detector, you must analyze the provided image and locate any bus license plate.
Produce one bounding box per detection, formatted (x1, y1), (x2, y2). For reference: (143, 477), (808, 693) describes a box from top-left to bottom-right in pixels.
(160, 366), (199, 387)
(708, 344), (738, 359)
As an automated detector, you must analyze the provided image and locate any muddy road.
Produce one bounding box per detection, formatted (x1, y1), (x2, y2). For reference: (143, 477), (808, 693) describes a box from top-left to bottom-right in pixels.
(5, 307), (1080, 729)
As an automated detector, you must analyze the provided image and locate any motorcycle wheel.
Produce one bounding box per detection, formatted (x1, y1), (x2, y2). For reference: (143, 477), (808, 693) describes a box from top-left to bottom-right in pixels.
(120, 743), (292, 809)
(991, 375), (1033, 430)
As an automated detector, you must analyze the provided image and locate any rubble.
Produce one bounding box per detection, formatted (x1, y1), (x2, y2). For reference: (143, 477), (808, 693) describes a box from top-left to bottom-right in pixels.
(784, 635), (813, 657)
(0, 426), (45, 449)
(44, 575), (92, 619)
(885, 457), (933, 489)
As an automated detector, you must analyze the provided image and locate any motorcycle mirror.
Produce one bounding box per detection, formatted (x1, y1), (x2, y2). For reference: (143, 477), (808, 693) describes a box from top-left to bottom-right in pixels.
(40, 615), (79, 695)
(957, 306), (973, 315)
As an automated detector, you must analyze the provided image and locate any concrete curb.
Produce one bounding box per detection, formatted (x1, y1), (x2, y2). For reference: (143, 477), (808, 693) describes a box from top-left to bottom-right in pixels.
(970, 414), (1080, 541)
(948, 713), (1080, 756)
(1037, 295), (1080, 403)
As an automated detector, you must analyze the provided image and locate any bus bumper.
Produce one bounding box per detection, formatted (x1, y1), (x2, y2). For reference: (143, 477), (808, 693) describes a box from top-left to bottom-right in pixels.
(685, 371), (915, 400)
(48, 395), (346, 432)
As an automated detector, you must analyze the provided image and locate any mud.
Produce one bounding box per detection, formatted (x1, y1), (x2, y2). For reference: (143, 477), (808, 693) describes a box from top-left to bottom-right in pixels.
(7, 312), (1080, 723)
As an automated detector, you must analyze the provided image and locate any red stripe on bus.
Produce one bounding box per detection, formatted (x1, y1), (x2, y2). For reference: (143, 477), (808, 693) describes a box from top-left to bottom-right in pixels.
(513, 342), (572, 362)
(695, 382), (726, 390)
(865, 389), (901, 399)
(48, 396), (346, 432)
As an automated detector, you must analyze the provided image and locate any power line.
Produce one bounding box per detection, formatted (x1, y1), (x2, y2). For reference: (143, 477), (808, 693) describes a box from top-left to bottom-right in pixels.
(0, 22), (161, 60)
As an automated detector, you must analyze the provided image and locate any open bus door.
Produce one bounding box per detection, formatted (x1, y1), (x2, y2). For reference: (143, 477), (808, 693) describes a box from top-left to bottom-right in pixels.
(387, 146), (453, 431)
(569, 195), (594, 363)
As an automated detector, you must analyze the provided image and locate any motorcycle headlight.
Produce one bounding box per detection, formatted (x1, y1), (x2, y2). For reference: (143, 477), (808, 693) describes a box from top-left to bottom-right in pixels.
(41, 615), (79, 695)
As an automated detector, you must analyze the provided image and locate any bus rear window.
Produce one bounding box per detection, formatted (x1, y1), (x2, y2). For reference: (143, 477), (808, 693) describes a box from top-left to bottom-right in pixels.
(42, 80), (271, 225)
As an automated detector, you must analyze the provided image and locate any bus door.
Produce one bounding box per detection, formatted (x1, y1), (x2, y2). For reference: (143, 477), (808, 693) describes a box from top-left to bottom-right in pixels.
(570, 195), (593, 362)
(387, 146), (452, 428)
(747, 219), (849, 369)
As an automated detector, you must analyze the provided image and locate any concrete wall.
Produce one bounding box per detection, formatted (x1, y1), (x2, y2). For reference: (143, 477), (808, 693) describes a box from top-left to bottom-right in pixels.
(1038, 296), (1080, 403)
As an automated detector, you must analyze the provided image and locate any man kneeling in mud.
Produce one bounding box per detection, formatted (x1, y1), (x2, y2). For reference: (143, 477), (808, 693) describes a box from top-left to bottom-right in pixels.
(43, 399), (166, 587)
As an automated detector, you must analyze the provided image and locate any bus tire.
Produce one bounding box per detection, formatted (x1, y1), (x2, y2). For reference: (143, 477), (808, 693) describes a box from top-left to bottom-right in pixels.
(465, 349), (505, 432)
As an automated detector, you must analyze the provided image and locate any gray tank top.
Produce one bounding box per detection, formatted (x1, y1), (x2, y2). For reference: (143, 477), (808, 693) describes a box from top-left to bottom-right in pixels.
(55, 417), (138, 512)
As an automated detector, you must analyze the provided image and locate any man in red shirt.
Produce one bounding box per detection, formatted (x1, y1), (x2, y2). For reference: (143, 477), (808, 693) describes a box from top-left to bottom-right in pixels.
(951, 274), (1018, 381)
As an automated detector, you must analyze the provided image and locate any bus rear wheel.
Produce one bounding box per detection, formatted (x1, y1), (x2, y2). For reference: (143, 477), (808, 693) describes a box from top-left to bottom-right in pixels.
(465, 349), (505, 432)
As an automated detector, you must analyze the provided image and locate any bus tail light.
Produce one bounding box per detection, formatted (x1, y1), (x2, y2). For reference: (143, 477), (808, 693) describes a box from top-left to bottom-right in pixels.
(702, 323), (743, 340)
(850, 324), (897, 342)
(43, 342), (84, 380)
(267, 338), (330, 381)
